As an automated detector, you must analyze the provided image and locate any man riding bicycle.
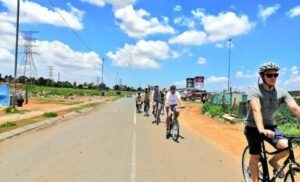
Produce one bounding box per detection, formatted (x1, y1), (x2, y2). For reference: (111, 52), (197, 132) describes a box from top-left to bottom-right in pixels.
(136, 91), (143, 112)
(144, 88), (150, 116)
(151, 85), (162, 120)
(165, 85), (184, 139)
(245, 62), (300, 182)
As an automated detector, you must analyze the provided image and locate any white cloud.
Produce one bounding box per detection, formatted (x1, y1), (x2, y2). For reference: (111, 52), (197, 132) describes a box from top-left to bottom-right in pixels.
(197, 57), (206, 65)
(287, 5), (300, 18)
(170, 11), (254, 45)
(284, 66), (300, 88)
(169, 30), (207, 45)
(114, 5), (175, 38)
(202, 12), (254, 42)
(173, 16), (195, 29)
(258, 4), (280, 22)
(236, 71), (257, 78)
(206, 76), (228, 83)
(1, 0), (84, 30)
(174, 80), (185, 88)
(81, 0), (136, 8)
(106, 40), (172, 69)
(171, 51), (180, 59)
(173, 5), (182, 12)
(191, 8), (205, 18)
(215, 43), (223, 48)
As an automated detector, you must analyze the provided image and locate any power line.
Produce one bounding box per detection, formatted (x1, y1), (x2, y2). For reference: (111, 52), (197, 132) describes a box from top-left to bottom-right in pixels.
(44, 0), (93, 52)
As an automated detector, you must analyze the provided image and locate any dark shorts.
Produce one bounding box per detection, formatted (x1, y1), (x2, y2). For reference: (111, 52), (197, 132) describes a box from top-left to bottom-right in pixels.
(244, 126), (286, 155)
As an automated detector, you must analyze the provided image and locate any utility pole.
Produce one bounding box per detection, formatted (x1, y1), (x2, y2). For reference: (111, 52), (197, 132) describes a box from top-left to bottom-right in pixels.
(101, 58), (104, 86)
(227, 38), (232, 92)
(48, 66), (54, 87)
(19, 31), (39, 84)
(12, 0), (21, 108)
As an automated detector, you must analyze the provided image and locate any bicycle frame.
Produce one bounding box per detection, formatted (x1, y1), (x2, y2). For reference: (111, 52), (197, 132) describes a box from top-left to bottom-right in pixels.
(260, 139), (299, 182)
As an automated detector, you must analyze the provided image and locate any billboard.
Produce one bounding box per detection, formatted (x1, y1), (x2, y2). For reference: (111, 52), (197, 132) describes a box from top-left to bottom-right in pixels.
(194, 76), (204, 90)
(0, 83), (10, 106)
(186, 78), (194, 90)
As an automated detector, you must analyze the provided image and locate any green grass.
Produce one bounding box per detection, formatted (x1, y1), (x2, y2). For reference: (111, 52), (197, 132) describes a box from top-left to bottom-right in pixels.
(26, 85), (117, 97)
(202, 103), (224, 118)
(0, 122), (17, 128)
(70, 102), (102, 112)
(43, 112), (58, 117)
(278, 123), (300, 136)
(5, 107), (29, 114)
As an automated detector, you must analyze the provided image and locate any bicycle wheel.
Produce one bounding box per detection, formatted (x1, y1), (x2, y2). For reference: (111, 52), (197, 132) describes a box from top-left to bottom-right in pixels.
(155, 106), (159, 125)
(284, 168), (300, 182)
(171, 117), (179, 141)
(242, 146), (264, 182)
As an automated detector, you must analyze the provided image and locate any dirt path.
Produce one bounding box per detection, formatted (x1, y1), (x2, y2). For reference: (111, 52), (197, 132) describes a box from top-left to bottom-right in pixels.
(180, 102), (247, 159)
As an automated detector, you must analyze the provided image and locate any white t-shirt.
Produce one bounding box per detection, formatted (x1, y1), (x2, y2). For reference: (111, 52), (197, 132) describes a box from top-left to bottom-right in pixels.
(166, 91), (181, 106)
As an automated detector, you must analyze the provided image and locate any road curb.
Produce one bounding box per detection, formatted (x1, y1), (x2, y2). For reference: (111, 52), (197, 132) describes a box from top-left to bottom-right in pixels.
(0, 106), (96, 142)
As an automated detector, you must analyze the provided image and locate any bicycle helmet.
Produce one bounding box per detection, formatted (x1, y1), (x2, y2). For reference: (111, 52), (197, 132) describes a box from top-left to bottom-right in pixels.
(259, 62), (280, 74)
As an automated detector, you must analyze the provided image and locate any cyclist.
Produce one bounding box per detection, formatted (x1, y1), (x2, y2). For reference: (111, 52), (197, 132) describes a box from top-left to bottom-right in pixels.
(135, 91), (143, 112)
(165, 85), (184, 139)
(144, 88), (150, 116)
(160, 88), (166, 115)
(245, 62), (300, 182)
(151, 85), (162, 119)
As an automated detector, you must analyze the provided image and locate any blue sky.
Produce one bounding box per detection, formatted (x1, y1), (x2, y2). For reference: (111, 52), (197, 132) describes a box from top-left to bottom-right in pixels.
(0, 0), (300, 91)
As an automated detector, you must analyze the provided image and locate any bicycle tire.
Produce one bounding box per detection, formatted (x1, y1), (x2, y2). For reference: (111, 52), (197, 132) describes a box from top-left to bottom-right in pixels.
(171, 117), (179, 141)
(242, 146), (264, 182)
(284, 168), (300, 182)
(155, 105), (159, 125)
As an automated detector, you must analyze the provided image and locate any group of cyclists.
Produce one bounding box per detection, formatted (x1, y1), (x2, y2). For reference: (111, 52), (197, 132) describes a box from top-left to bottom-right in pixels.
(135, 85), (184, 139)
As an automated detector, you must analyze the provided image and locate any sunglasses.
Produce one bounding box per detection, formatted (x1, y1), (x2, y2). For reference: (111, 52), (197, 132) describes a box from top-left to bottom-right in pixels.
(264, 73), (279, 78)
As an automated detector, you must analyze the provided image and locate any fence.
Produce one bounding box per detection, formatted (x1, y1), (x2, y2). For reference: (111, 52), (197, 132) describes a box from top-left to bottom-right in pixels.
(0, 83), (10, 106)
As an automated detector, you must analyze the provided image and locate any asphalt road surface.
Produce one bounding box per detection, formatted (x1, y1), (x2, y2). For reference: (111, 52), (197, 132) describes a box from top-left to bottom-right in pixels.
(0, 98), (243, 182)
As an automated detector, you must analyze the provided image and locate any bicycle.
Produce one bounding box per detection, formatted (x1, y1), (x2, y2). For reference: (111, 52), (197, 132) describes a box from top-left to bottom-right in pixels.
(169, 106), (185, 142)
(153, 101), (162, 125)
(242, 134), (300, 182)
(144, 101), (150, 117)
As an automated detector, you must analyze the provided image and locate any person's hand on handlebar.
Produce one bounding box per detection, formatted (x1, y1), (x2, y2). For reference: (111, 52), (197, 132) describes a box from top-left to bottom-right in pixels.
(260, 129), (275, 138)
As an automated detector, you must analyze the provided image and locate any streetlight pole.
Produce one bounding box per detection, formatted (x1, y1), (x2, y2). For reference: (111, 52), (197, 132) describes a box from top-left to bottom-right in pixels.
(227, 38), (232, 92)
(13, 0), (21, 108)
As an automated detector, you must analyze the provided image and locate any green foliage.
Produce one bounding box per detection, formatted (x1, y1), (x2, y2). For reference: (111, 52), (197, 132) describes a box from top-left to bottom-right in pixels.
(43, 112), (58, 118)
(202, 103), (224, 118)
(0, 122), (17, 128)
(5, 107), (12, 113)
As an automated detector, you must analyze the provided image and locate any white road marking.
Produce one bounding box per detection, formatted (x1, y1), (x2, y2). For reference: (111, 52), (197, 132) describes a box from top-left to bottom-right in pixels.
(131, 131), (136, 182)
(134, 108), (136, 125)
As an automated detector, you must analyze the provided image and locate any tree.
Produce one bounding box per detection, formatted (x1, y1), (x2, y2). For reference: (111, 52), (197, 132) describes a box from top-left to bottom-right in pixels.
(113, 85), (120, 91)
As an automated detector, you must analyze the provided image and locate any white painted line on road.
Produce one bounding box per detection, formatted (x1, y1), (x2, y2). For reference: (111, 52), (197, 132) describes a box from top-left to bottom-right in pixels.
(131, 131), (136, 182)
(134, 107), (136, 125)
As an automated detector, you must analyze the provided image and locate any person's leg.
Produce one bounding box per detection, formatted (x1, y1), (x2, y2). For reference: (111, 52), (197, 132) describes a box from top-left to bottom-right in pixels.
(269, 139), (288, 173)
(166, 107), (170, 130)
(249, 154), (261, 182)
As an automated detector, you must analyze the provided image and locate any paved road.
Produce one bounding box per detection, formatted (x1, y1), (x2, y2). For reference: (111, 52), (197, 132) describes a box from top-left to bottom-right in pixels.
(0, 98), (243, 182)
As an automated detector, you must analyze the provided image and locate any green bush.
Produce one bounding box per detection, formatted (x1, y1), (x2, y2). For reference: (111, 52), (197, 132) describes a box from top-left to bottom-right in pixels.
(202, 103), (224, 118)
(43, 112), (58, 117)
(5, 107), (12, 113)
(0, 122), (17, 128)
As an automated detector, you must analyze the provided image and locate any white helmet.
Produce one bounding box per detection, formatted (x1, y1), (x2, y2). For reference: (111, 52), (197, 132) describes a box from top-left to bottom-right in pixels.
(259, 62), (279, 74)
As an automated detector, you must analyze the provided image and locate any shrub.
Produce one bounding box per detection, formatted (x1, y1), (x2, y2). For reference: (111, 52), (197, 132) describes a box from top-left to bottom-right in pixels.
(5, 107), (12, 113)
(0, 122), (17, 128)
(202, 103), (224, 118)
(43, 112), (58, 117)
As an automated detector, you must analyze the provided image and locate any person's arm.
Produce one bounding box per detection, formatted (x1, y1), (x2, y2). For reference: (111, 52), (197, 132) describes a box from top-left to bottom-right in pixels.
(177, 92), (184, 107)
(287, 101), (300, 118)
(249, 100), (264, 133)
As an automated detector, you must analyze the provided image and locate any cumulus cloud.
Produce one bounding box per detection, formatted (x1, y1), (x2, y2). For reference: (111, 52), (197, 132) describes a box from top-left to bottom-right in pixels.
(170, 11), (254, 45)
(258, 4), (280, 22)
(215, 43), (223, 48)
(287, 5), (300, 18)
(284, 66), (300, 89)
(0, 0), (84, 30)
(114, 5), (175, 38)
(173, 5), (182, 12)
(174, 80), (185, 88)
(81, 0), (135, 8)
(173, 16), (195, 29)
(236, 71), (257, 78)
(106, 40), (172, 69)
(169, 30), (207, 45)
(206, 76), (228, 83)
(197, 57), (206, 65)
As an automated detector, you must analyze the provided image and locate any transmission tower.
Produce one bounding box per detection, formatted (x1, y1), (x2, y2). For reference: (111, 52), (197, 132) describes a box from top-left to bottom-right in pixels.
(19, 31), (39, 81)
(48, 66), (54, 80)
